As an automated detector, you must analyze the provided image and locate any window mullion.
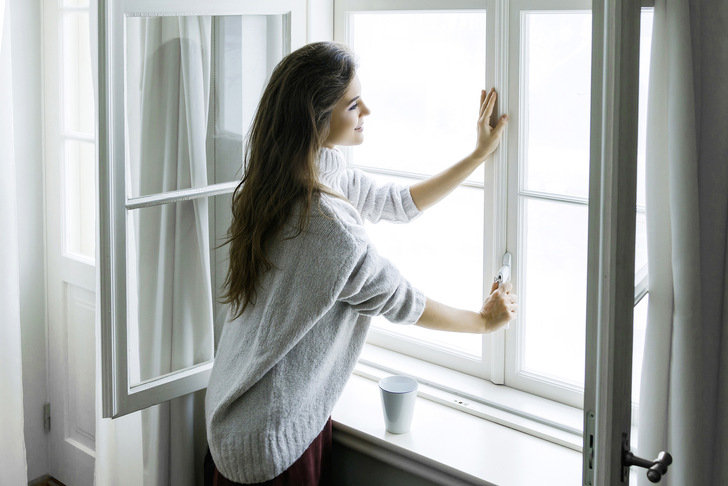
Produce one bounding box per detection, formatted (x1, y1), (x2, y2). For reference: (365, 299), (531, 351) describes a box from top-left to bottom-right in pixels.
(125, 181), (238, 210)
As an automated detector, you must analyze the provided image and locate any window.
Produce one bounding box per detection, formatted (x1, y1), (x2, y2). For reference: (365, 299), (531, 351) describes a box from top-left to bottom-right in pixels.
(338, 1), (495, 380)
(100, 0), (652, 423)
(100, 0), (306, 418)
(52, 0), (96, 263)
(336, 0), (653, 411)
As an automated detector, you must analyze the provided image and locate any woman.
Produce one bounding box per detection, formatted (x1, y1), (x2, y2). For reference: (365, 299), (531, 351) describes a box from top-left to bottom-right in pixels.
(204, 41), (516, 486)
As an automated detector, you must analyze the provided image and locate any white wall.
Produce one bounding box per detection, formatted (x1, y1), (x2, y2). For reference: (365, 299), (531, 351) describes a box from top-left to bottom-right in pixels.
(333, 440), (441, 486)
(12, 0), (50, 481)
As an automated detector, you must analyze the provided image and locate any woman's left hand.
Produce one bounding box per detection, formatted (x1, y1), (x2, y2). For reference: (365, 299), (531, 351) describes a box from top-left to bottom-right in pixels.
(473, 88), (508, 162)
(480, 280), (517, 333)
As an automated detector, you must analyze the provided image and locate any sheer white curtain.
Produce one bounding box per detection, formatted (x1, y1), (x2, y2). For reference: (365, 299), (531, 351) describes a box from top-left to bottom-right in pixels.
(638, 0), (728, 484)
(135, 16), (213, 486)
(0, 1), (29, 484)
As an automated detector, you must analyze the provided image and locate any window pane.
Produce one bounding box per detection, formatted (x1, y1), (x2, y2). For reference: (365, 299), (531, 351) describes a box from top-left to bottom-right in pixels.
(126, 194), (231, 385)
(636, 10), (653, 210)
(124, 15), (284, 198)
(366, 174), (484, 358)
(64, 0), (89, 7)
(522, 12), (591, 199)
(632, 10), (653, 410)
(349, 12), (487, 181)
(515, 10), (653, 398)
(64, 140), (95, 260)
(63, 13), (94, 134)
(635, 210), (648, 276)
(218, 16), (245, 135)
(635, 10), (654, 279)
(632, 294), (648, 406)
(519, 198), (588, 386)
(221, 15), (284, 136)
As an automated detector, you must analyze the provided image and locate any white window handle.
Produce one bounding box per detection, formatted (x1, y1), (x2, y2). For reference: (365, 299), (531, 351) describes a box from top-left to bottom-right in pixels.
(494, 252), (512, 285)
(494, 253), (512, 330)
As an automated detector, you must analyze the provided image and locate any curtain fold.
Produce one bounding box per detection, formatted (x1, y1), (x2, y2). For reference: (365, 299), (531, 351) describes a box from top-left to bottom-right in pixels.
(0, 1), (29, 484)
(638, 0), (728, 484)
(693, 0), (728, 483)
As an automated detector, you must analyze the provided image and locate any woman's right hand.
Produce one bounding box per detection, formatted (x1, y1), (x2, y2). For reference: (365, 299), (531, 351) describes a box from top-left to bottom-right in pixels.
(480, 280), (517, 332)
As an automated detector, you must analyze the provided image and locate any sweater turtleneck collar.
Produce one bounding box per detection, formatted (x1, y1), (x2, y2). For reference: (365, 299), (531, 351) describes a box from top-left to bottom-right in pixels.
(317, 146), (346, 184)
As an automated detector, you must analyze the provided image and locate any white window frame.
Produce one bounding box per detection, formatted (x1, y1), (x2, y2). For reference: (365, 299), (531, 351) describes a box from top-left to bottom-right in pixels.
(99, 0), (306, 418)
(335, 0), (653, 413)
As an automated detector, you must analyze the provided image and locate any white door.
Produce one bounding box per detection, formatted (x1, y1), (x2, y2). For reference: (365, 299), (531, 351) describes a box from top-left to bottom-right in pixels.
(43, 0), (97, 484)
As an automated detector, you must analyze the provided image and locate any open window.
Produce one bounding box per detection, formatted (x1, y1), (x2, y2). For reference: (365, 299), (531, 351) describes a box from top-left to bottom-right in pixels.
(99, 0), (306, 418)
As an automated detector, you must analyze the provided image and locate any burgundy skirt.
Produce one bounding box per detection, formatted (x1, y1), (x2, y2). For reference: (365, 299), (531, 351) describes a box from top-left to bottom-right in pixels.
(204, 417), (332, 486)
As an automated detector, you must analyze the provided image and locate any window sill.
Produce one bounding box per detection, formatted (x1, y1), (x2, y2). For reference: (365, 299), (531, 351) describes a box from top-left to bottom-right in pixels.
(331, 345), (584, 486)
(332, 372), (583, 486)
(358, 344), (584, 448)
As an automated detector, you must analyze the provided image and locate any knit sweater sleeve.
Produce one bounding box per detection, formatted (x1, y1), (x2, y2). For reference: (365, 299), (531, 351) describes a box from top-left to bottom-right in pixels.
(332, 202), (426, 324)
(339, 168), (421, 224)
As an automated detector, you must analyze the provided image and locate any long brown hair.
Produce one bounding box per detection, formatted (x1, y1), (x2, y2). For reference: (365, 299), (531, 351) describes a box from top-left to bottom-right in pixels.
(220, 42), (357, 319)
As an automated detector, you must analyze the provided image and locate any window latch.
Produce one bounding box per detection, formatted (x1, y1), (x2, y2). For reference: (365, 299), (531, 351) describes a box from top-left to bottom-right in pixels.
(494, 252), (512, 329)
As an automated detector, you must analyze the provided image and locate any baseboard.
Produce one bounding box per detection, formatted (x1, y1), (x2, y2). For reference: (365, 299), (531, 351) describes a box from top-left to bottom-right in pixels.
(28, 475), (67, 486)
(28, 475), (50, 486)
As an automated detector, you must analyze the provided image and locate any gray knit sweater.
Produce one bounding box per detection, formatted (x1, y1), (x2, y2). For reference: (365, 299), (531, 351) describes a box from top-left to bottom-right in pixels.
(205, 147), (426, 483)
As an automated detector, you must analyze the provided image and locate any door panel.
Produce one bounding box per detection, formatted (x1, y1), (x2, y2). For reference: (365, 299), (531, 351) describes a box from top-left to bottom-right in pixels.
(64, 284), (96, 454)
(49, 281), (96, 485)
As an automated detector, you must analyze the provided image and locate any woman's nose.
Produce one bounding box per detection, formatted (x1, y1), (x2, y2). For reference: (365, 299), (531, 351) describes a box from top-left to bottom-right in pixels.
(360, 101), (371, 117)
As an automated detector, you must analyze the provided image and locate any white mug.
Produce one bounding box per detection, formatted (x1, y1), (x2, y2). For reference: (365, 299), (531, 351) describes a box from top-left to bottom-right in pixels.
(378, 375), (418, 434)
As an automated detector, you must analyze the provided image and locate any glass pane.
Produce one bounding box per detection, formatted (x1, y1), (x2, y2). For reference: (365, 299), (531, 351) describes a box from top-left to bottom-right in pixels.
(635, 210), (648, 276)
(218, 16), (245, 135)
(635, 10), (654, 279)
(632, 294), (648, 406)
(64, 0), (89, 6)
(63, 13), (94, 134)
(219, 16), (284, 136)
(64, 140), (95, 260)
(636, 10), (653, 210)
(366, 174), (484, 357)
(126, 193), (232, 385)
(522, 12), (591, 199)
(124, 15), (284, 198)
(349, 12), (487, 181)
(520, 197), (588, 386)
